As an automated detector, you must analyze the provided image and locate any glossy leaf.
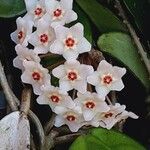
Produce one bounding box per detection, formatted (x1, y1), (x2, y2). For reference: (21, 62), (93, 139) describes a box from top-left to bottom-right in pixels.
(0, 0), (26, 18)
(97, 32), (150, 90)
(76, 0), (127, 33)
(74, 3), (92, 43)
(69, 128), (146, 150)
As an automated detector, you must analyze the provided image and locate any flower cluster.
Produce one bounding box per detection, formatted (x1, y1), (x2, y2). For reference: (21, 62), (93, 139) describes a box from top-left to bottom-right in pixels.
(11, 0), (138, 132)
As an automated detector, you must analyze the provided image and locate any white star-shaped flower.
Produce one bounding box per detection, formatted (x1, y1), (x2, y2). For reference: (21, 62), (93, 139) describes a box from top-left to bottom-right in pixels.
(36, 85), (75, 111)
(90, 103), (138, 129)
(50, 23), (91, 60)
(13, 44), (40, 70)
(87, 60), (126, 98)
(43, 0), (77, 27)
(10, 17), (33, 46)
(24, 0), (46, 26)
(54, 105), (85, 132)
(52, 60), (94, 93)
(28, 18), (55, 54)
(74, 92), (110, 121)
(21, 61), (50, 95)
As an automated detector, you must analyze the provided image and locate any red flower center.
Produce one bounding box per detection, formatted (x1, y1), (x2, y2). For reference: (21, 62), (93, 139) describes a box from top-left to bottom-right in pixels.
(34, 7), (43, 16)
(85, 101), (95, 109)
(53, 9), (62, 17)
(40, 34), (48, 43)
(104, 112), (113, 118)
(65, 37), (75, 48)
(32, 72), (41, 81)
(67, 71), (77, 81)
(103, 75), (113, 84)
(18, 31), (24, 40)
(50, 95), (60, 103)
(66, 115), (76, 122)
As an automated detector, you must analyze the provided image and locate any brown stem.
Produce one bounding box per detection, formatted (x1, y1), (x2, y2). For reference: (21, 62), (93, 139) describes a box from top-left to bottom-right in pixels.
(39, 52), (57, 59)
(28, 110), (45, 149)
(115, 0), (150, 75)
(21, 87), (32, 115)
(0, 61), (18, 111)
(106, 96), (113, 105)
(55, 133), (83, 145)
(47, 60), (65, 71)
(44, 113), (56, 135)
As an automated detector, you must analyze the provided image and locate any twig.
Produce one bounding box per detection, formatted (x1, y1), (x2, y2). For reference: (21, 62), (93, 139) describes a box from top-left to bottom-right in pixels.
(114, 0), (150, 75)
(0, 61), (18, 111)
(47, 60), (65, 71)
(44, 113), (56, 135)
(39, 52), (57, 59)
(55, 133), (83, 145)
(106, 96), (113, 105)
(28, 110), (45, 149)
(110, 91), (117, 105)
(21, 87), (32, 115)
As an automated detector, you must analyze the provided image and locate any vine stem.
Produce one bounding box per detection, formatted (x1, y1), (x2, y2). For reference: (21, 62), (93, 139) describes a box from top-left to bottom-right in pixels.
(114, 0), (150, 76)
(0, 61), (18, 111)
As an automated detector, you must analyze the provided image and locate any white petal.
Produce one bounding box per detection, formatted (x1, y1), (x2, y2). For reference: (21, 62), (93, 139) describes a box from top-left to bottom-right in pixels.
(34, 45), (49, 54)
(65, 10), (77, 24)
(55, 25), (69, 40)
(24, 0), (37, 11)
(110, 80), (124, 91)
(74, 81), (87, 94)
(80, 64), (94, 78)
(87, 72), (99, 86)
(45, 0), (56, 11)
(63, 50), (79, 60)
(32, 84), (42, 95)
(83, 110), (95, 121)
(50, 40), (64, 54)
(54, 106), (67, 114)
(96, 86), (109, 98)
(21, 72), (32, 84)
(113, 66), (126, 78)
(61, 0), (73, 9)
(13, 57), (23, 70)
(70, 23), (84, 40)
(52, 65), (66, 78)
(10, 31), (18, 44)
(97, 60), (113, 73)
(28, 32), (39, 46)
(36, 95), (49, 105)
(67, 122), (81, 132)
(59, 80), (73, 92)
(77, 38), (91, 54)
(54, 115), (65, 127)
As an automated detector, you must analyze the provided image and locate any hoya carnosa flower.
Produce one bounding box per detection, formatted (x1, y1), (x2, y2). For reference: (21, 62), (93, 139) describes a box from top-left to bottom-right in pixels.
(87, 60), (126, 98)
(50, 23), (91, 60)
(52, 60), (94, 93)
(10, 17), (33, 46)
(74, 92), (110, 121)
(24, 0), (46, 26)
(43, 0), (77, 27)
(28, 19), (55, 54)
(36, 85), (75, 111)
(54, 105), (85, 132)
(91, 103), (138, 129)
(13, 44), (40, 70)
(21, 61), (50, 95)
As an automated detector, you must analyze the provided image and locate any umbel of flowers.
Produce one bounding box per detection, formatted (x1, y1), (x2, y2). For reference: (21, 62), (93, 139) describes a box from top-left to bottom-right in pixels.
(11, 0), (138, 132)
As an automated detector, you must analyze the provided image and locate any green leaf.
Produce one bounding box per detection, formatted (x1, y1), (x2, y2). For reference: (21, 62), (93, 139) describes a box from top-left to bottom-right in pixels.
(74, 3), (92, 43)
(76, 0), (127, 33)
(69, 128), (146, 150)
(91, 128), (146, 150)
(0, 0), (26, 18)
(97, 32), (150, 90)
